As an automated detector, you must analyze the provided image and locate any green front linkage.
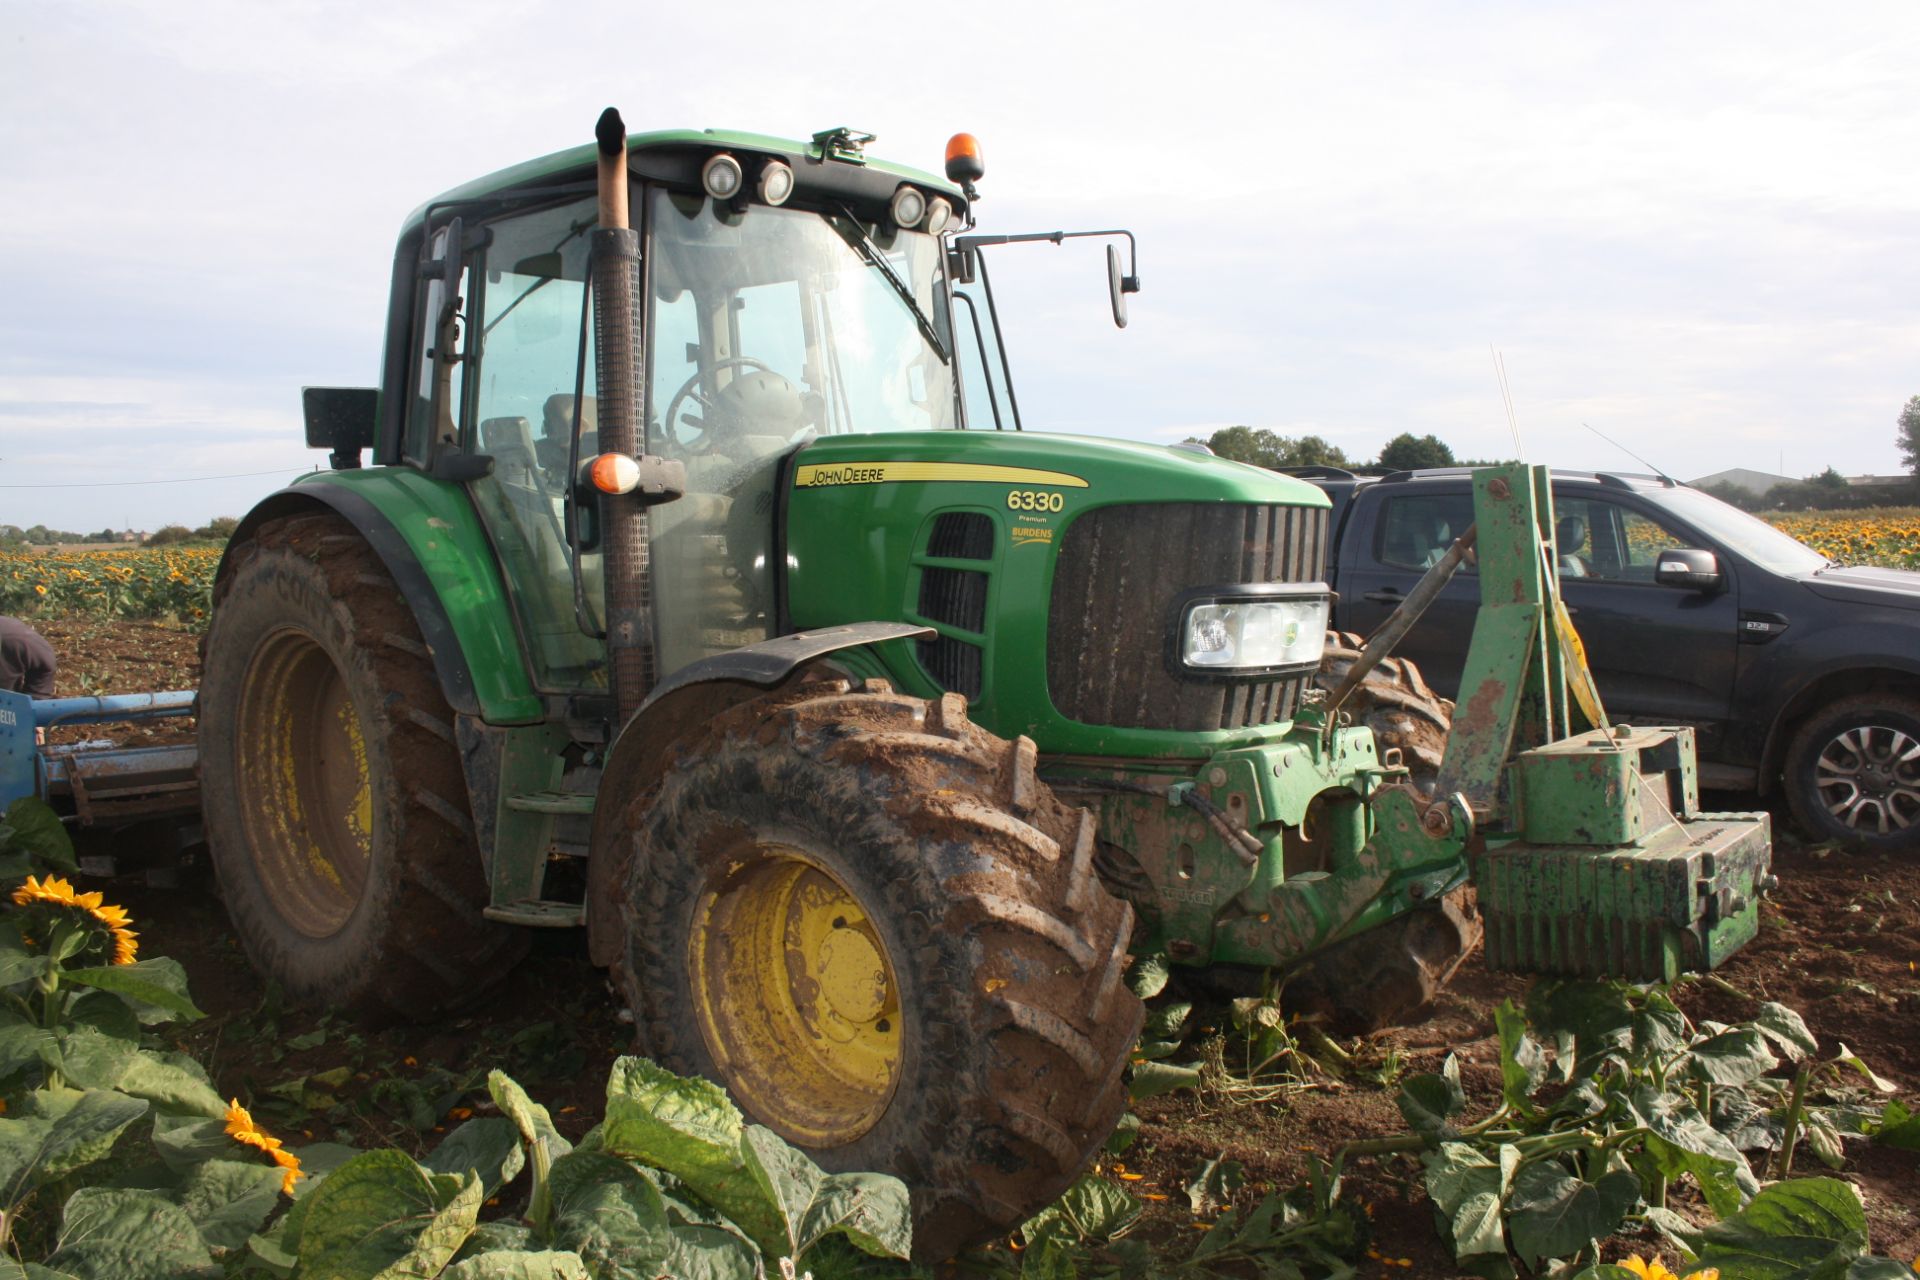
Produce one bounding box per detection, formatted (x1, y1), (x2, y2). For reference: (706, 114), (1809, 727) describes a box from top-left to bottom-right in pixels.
(1047, 463), (1772, 984)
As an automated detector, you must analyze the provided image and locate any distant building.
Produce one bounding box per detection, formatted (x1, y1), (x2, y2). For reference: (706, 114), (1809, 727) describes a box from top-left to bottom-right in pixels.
(1845, 474), (1912, 492)
(1688, 468), (1794, 496)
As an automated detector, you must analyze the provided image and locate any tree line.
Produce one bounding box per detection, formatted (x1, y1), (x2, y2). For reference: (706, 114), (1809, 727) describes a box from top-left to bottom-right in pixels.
(1188, 428), (1506, 473)
(0, 517), (239, 549)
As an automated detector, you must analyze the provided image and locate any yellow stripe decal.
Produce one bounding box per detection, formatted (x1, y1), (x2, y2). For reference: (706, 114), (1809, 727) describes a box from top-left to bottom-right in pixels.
(792, 461), (1089, 489)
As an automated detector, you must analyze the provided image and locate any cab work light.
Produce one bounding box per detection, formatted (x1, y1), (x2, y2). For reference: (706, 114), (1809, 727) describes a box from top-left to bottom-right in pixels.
(758, 159), (795, 206)
(889, 184), (927, 229)
(701, 153), (744, 200)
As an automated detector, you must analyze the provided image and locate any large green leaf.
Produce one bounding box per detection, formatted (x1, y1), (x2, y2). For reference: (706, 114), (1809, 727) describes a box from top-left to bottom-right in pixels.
(1686, 1177), (1881, 1280)
(292, 1148), (449, 1280)
(0, 1010), (57, 1085)
(1422, 1142), (1516, 1263)
(740, 1125), (911, 1262)
(441, 1254), (591, 1280)
(1396, 1055), (1466, 1141)
(376, 1170), (484, 1279)
(1494, 1001), (1547, 1111)
(1687, 1027), (1777, 1088)
(61, 958), (202, 1023)
(114, 1050), (227, 1119)
(547, 1149), (756, 1280)
(1126, 954), (1171, 999)
(1504, 1162), (1639, 1268)
(0, 941), (54, 990)
(149, 1114), (233, 1173)
(598, 1057), (782, 1254)
(423, 1117), (527, 1199)
(3, 798), (78, 872)
(175, 1159), (284, 1252)
(1021, 1174), (1141, 1249)
(1126, 1060), (1202, 1098)
(0, 1089), (148, 1206)
(1629, 1083), (1758, 1212)
(1752, 1002), (1820, 1062)
(43, 1186), (217, 1280)
(486, 1071), (572, 1162)
(1870, 1099), (1920, 1152)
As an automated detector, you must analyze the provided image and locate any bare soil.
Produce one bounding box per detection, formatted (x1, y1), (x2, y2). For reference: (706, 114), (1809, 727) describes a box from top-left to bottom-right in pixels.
(40, 620), (1920, 1275)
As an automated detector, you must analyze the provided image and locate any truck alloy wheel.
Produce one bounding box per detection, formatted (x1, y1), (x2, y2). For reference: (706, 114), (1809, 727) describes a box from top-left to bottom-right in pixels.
(1785, 693), (1920, 851)
(199, 511), (525, 1019)
(617, 678), (1142, 1261)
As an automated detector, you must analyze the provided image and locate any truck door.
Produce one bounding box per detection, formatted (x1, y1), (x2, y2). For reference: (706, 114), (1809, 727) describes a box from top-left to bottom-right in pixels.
(1338, 485), (1480, 697)
(1553, 492), (1738, 753)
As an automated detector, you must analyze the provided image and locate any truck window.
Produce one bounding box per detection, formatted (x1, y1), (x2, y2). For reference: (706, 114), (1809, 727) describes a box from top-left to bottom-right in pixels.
(1377, 493), (1475, 570)
(1556, 497), (1689, 583)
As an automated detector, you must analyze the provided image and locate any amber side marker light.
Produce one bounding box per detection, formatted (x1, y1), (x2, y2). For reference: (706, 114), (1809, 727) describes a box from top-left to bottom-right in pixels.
(945, 133), (984, 186)
(591, 452), (642, 495)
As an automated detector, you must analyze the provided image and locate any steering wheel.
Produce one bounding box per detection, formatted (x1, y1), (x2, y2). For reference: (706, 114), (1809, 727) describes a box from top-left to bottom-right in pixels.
(661, 357), (776, 450)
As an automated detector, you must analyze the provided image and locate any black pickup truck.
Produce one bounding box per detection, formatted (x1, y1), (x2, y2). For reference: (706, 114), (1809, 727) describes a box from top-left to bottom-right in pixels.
(1293, 465), (1920, 853)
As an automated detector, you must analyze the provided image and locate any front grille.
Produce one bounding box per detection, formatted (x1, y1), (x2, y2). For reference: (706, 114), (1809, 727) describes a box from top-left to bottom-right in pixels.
(918, 567), (989, 633)
(918, 635), (983, 699)
(1046, 503), (1327, 731)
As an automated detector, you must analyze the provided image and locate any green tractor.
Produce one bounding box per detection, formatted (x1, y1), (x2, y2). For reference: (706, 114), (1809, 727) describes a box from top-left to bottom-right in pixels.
(199, 111), (1774, 1258)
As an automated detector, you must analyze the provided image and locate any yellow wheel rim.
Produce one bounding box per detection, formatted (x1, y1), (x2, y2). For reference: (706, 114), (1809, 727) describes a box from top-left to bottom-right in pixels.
(236, 629), (373, 937)
(690, 844), (902, 1146)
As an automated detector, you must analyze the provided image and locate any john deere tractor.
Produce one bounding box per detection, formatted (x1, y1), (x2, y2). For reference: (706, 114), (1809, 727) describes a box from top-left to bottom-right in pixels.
(199, 111), (1774, 1258)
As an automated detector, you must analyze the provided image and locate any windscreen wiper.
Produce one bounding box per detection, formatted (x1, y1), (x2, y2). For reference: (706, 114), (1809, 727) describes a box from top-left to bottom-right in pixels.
(829, 207), (950, 364)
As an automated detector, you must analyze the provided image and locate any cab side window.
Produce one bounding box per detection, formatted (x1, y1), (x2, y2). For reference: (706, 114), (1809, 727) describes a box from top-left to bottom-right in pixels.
(404, 226), (469, 464)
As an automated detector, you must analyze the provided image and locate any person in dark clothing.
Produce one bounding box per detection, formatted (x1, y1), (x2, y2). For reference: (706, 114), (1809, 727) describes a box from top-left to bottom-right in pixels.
(0, 616), (56, 697)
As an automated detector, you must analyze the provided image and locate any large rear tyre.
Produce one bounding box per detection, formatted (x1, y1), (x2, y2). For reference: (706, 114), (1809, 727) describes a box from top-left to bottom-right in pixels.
(616, 679), (1143, 1261)
(1314, 630), (1454, 794)
(199, 512), (525, 1021)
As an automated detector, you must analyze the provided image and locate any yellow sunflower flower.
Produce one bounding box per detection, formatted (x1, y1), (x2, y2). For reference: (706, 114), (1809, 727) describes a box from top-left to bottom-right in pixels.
(11, 874), (139, 965)
(1619, 1257), (1715, 1280)
(224, 1098), (303, 1196)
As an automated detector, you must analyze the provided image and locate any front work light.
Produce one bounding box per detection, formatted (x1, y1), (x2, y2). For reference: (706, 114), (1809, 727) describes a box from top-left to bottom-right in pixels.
(701, 153), (744, 200)
(890, 184), (927, 229)
(924, 196), (954, 235)
(1177, 588), (1329, 676)
(758, 159), (795, 205)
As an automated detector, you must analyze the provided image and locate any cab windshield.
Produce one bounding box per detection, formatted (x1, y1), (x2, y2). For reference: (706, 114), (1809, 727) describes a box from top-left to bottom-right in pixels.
(647, 188), (958, 449)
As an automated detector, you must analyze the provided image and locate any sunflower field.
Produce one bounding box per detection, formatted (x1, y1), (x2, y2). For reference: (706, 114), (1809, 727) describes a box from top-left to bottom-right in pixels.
(0, 546), (219, 626)
(1762, 507), (1920, 570)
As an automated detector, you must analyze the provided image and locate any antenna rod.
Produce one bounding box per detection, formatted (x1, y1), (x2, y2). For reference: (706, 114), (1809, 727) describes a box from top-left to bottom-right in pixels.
(1582, 421), (1673, 483)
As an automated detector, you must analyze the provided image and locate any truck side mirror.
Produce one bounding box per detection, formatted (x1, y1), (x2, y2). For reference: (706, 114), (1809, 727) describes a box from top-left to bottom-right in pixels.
(1654, 548), (1721, 592)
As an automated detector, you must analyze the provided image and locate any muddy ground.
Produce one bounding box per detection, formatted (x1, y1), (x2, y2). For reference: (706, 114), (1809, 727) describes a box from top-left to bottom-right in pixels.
(38, 620), (1920, 1276)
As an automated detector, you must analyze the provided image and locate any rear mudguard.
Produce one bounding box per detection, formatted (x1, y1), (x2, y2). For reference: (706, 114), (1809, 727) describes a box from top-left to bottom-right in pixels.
(584, 622), (932, 964)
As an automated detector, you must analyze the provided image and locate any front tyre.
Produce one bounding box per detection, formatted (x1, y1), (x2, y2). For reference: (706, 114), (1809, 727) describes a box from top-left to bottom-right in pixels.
(618, 679), (1143, 1261)
(1783, 693), (1920, 853)
(199, 512), (526, 1020)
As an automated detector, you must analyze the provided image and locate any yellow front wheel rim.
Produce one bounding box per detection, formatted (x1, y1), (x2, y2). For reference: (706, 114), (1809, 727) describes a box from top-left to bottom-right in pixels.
(691, 844), (902, 1146)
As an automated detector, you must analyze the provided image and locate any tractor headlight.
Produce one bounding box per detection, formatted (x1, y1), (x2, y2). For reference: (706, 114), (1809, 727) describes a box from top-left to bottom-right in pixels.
(1175, 588), (1329, 676)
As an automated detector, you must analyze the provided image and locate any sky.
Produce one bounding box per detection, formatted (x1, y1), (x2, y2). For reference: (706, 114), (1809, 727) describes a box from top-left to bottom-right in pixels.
(3, 1), (1918, 530)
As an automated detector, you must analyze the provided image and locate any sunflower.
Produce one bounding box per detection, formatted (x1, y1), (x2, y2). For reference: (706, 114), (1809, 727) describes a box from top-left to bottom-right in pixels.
(11, 875), (138, 965)
(1620, 1256), (1716, 1280)
(224, 1098), (304, 1196)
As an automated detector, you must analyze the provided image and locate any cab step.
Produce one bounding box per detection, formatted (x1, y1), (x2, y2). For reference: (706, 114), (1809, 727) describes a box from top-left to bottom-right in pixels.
(483, 899), (586, 927)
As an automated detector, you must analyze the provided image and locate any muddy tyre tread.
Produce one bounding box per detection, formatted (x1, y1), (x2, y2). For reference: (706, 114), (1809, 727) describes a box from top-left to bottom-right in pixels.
(200, 511), (525, 1022)
(616, 679), (1143, 1260)
(1314, 630), (1455, 792)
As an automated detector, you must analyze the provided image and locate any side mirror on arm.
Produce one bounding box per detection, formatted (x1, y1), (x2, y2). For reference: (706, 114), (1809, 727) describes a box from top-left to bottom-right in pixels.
(1655, 547), (1722, 592)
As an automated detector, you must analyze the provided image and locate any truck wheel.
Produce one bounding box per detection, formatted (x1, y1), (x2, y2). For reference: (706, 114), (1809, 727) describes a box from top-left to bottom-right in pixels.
(1283, 886), (1482, 1034)
(1784, 694), (1920, 853)
(616, 679), (1142, 1261)
(1315, 631), (1453, 793)
(199, 512), (525, 1020)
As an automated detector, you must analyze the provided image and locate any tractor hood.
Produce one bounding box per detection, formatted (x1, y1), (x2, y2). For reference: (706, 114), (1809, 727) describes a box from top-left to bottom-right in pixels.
(787, 430), (1330, 509)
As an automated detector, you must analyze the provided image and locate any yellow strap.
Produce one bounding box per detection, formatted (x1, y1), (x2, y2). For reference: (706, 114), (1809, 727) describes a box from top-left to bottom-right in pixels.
(1553, 598), (1609, 732)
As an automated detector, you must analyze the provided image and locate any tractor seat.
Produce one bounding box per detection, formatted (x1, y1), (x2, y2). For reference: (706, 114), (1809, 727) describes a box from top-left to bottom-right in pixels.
(1555, 515), (1590, 578)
